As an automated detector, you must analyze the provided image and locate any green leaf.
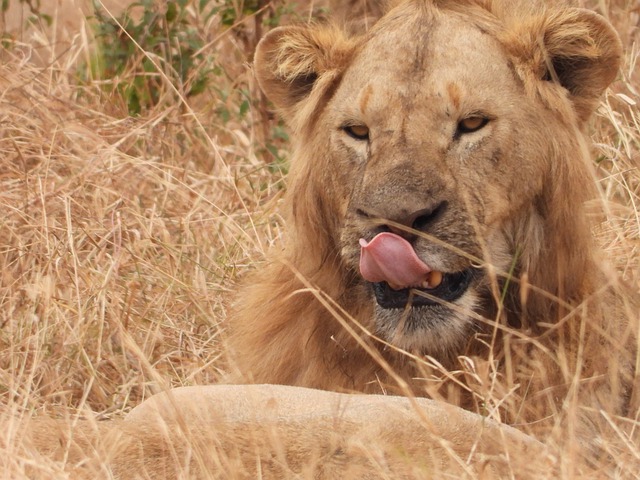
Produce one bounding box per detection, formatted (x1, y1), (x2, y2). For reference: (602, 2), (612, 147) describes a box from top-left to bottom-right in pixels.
(239, 100), (250, 118)
(166, 2), (177, 22)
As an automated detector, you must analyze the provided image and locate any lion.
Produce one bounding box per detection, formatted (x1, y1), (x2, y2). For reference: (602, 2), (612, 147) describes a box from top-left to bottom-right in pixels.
(229, 0), (638, 452)
(24, 384), (552, 478)
(21, 0), (639, 478)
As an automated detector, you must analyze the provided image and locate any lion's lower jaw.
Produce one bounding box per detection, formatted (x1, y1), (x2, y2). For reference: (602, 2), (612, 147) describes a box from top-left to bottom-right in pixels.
(373, 289), (480, 355)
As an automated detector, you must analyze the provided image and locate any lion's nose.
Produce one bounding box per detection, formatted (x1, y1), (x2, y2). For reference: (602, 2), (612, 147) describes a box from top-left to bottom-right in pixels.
(358, 201), (448, 235)
(401, 201), (448, 232)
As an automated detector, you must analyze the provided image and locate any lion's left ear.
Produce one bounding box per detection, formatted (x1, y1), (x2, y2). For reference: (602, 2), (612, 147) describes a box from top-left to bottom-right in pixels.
(254, 25), (356, 128)
(504, 8), (622, 122)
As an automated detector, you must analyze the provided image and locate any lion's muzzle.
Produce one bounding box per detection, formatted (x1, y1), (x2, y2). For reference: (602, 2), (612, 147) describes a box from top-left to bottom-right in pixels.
(359, 231), (475, 309)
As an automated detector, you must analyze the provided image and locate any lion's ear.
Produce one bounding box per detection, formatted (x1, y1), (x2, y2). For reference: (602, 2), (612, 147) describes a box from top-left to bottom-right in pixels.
(254, 25), (355, 123)
(506, 8), (622, 122)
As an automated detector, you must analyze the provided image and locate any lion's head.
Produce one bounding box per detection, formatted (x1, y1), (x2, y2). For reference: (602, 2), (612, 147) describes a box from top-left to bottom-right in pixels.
(252, 0), (621, 360)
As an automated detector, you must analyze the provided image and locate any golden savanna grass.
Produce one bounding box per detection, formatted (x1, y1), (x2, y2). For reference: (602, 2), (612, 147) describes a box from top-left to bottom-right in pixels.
(0, 0), (638, 478)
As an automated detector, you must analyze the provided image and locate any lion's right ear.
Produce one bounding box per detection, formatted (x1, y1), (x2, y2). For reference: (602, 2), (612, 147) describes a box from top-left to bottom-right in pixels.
(254, 25), (356, 126)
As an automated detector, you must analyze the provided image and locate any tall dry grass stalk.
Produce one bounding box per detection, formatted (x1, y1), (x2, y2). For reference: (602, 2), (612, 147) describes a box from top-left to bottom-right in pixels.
(0, 1), (294, 476)
(0, 0), (638, 478)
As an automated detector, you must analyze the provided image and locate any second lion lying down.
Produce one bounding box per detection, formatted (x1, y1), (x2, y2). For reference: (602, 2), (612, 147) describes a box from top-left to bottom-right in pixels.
(229, 0), (638, 445)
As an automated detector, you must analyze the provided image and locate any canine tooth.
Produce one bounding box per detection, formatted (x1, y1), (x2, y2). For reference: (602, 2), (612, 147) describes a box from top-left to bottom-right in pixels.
(420, 280), (430, 289)
(429, 271), (443, 288)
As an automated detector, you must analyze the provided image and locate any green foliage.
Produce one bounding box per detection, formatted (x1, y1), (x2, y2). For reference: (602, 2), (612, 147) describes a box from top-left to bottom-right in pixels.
(86, 0), (300, 120)
(84, 0), (302, 180)
(90, 0), (216, 115)
(216, 0), (263, 26)
(213, 0), (296, 28)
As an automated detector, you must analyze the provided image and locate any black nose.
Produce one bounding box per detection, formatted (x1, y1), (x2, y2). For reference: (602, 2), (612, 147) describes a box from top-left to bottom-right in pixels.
(402, 201), (448, 232)
(356, 200), (448, 235)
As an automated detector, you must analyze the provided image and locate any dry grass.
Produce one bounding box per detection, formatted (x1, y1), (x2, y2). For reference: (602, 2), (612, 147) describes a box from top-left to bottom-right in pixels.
(0, 1), (296, 475)
(0, 0), (638, 478)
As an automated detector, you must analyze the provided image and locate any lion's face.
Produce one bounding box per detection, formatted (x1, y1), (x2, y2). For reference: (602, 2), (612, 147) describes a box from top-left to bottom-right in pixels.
(254, 2), (621, 355)
(332, 12), (546, 353)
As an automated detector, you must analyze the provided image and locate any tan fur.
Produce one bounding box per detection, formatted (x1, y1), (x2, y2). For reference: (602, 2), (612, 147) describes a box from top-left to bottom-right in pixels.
(24, 384), (553, 479)
(231, 0), (638, 457)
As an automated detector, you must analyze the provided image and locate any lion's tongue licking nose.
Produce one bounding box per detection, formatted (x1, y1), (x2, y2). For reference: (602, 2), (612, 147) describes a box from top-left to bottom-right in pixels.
(359, 232), (432, 290)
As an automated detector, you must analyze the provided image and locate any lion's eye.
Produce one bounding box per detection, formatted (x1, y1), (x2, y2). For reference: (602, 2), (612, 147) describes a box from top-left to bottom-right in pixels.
(457, 116), (489, 134)
(343, 124), (370, 141)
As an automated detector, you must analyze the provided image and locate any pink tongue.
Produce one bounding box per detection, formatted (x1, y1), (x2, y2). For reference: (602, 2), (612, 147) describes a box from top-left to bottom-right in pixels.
(359, 232), (431, 286)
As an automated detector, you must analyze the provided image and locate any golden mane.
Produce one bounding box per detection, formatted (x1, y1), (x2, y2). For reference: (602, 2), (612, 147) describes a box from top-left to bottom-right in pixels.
(230, 0), (637, 446)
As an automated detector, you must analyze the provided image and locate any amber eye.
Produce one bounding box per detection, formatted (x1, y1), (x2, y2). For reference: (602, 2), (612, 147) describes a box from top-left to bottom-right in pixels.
(457, 116), (489, 134)
(343, 124), (370, 141)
